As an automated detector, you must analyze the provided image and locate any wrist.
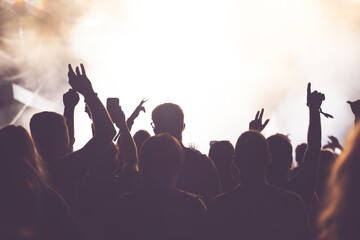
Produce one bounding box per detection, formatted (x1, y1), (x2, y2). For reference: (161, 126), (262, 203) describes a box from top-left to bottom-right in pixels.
(116, 120), (127, 128)
(64, 105), (76, 110)
(309, 106), (320, 112)
(84, 91), (97, 102)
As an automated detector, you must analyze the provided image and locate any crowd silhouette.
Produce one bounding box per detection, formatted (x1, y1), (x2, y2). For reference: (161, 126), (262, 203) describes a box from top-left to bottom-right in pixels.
(1, 63), (360, 240)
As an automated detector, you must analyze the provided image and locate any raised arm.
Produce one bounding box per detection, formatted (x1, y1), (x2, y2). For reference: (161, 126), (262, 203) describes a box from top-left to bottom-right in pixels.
(295, 83), (324, 190)
(126, 98), (147, 131)
(68, 64), (116, 153)
(108, 103), (139, 172)
(63, 88), (79, 153)
(323, 135), (343, 151)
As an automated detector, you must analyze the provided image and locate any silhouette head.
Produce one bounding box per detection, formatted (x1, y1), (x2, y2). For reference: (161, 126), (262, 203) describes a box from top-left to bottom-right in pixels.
(317, 149), (335, 193)
(266, 134), (293, 181)
(151, 103), (185, 141)
(319, 123), (360, 240)
(0, 125), (47, 187)
(234, 131), (271, 183)
(133, 129), (151, 153)
(139, 133), (184, 188)
(209, 140), (234, 168)
(295, 143), (307, 166)
(30, 111), (69, 161)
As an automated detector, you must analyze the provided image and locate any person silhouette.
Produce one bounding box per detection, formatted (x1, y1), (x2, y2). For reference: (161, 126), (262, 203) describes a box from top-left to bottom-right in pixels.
(208, 140), (240, 193)
(290, 143), (308, 179)
(30, 64), (116, 208)
(319, 122), (360, 240)
(103, 133), (206, 240)
(206, 130), (311, 240)
(266, 83), (325, 233)
(151, 103), (221, 202)
(0, 125), (83, 240)
(133, 129), (151, 154)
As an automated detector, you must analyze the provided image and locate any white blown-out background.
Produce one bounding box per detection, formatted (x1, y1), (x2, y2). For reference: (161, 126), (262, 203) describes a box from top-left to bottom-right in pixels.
(5, 0), (360, 154)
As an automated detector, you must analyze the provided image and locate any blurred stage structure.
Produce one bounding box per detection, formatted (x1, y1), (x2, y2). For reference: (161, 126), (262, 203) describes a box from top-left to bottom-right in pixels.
(0, 0), (90, 128)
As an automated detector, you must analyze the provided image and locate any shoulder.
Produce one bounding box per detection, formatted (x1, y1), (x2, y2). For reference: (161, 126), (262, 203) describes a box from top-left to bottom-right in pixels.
(266, 185), (306, 208)
(207, 188), (238, 210)
(268, 185), (303, 199)
(171, 189), (206, 214)
(116, 192), (140, 206)
(41, 186), (69, 207)
(183, 147), (216, 167)
(39, 186), (74, 219)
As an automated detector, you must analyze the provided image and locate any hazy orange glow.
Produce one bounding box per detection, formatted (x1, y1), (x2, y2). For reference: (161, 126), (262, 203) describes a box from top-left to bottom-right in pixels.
(2, 0), (360, 154)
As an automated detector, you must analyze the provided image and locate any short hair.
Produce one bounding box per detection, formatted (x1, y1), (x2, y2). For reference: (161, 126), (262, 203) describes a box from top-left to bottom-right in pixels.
(267, 134), (293, 170)
(209, 140), (234, 166)
(133, 130), (151, 153)
(139, 133), (184, 186)
(30, 111), (69, 160)
(234, 131), (269, 174)
(151, 103), (184, 138)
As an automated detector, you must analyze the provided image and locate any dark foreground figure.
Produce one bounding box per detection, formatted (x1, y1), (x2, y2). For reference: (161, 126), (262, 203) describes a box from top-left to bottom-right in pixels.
(103, 133), (206, 240)
(206, 131), (312, 240)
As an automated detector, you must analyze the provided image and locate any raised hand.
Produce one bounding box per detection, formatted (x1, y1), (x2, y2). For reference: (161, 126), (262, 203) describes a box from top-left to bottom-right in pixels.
(63, 88), (79, 109)
(323, 135), (343, 151)
(68, 63), (94, 97)
(307, 83), (325, 110)
(347, 100), (360, 122)
(126, 98), (148, 131)
(135, 98), (147, 115)
(108, 104), (126, 127)
(249, 108), (270, 132)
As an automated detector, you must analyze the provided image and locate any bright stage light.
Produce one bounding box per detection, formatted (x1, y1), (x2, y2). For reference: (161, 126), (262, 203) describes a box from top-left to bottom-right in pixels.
(83, 18), (100, 28)
(65, 0), (360, 153)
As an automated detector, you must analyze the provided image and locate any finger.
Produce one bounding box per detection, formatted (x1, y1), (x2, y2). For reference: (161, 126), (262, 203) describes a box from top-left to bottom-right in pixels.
(140, 99), (148, 105)
(80, 63), (87, 76)
(255, 111), (259, 120)
(259, 108), (264, 121)
(347, 101), (352, 105)
(307, 82), (311, 95)
(140, 106), (145, 112)
(263, 119), (270, 128)
(76, 66), (81, 76)
(68, 64), (75, 76)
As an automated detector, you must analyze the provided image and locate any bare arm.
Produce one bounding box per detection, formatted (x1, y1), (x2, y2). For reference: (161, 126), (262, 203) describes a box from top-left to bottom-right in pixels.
(68, 64), (116, 148)
(108, 103), (139, 172)
(294, 83), (324, 190)
(65, 64), (116, 176)
(126, 98), (147, 131)
(63, 89), (79, 153)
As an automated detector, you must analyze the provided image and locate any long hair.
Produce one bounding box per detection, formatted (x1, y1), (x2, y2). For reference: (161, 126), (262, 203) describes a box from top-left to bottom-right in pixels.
(319, 123), (360, 240)
(0, 125), (48, 190)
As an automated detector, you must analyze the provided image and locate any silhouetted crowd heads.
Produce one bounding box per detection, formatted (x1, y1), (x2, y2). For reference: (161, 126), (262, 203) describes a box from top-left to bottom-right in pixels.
(1, 63), (360, 240)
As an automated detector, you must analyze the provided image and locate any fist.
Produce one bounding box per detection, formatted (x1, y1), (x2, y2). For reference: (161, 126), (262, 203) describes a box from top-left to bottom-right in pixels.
(63, 88), (79, 108)
(307, 83), (325, 109)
